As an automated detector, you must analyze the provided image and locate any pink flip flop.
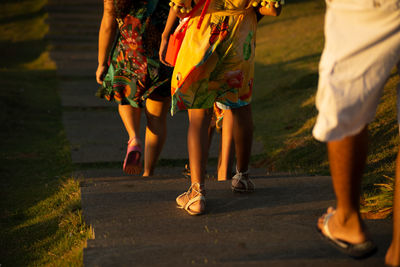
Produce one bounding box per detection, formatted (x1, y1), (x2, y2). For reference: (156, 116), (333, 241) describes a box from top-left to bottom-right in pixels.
(123, 139), (142, 175)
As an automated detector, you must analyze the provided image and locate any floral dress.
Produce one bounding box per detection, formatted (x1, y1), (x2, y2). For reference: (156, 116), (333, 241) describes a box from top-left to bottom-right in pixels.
(97, 0), (172, 108)
(171, 0), (257, 115)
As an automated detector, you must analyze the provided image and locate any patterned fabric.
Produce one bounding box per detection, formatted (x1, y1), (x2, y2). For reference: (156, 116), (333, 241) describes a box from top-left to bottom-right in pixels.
(97, 0), (172, 107)
(171, 0), (257, 115)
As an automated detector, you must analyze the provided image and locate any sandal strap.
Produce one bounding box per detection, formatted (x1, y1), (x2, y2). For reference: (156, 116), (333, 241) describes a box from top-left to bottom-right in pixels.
(322, 211), (338, 241)
(128, 137), (142, 146)
(184, 194), (205, 211)
(188, 182), (205, 194)
(232, 171), (255, 191)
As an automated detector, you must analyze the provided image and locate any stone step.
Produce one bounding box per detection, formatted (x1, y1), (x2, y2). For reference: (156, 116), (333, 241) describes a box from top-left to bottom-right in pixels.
(50, 50), (97, 61)
(48, 0), (101, 5)
(46, 4), (102, 14)
(47, 12), (101, 22)
(48, 26), (99, 36)
(59, 80), (110, 108)
(46, 34), (98, 43)
(63, 110), (265, 163)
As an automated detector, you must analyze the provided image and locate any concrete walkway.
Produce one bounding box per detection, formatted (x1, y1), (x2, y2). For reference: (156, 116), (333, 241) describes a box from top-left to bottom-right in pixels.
(47, 0), (392, 266)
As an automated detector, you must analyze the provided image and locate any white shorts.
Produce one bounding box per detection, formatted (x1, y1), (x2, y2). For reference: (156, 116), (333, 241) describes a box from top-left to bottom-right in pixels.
(312, 0), (400, 142)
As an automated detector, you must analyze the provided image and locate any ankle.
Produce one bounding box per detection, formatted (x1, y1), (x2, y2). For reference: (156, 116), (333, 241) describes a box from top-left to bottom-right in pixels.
(334, 209), (362, 225)
(128, 137), (141, 146)
(235, 166), (249, 175)
(190, 183), (205, 197)
(386, 242), (400, 267)
(333, 210), (367, 240)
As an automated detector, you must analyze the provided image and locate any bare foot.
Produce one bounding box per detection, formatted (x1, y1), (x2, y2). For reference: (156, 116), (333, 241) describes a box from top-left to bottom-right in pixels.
(317, 207), (368, 244)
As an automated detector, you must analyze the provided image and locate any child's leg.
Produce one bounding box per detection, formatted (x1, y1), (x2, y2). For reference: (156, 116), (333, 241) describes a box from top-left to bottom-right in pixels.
(119, 104), (142, 174)
(143, 95), (170, 176)
(218, 111), (235, 181)
(118, 104), (141, 142)
(176, 108), (211, 215)
(385, 147), (400, 267)
(207, 109), (216, 150)
(187, 108), (213, 187)
(230, 104), (253, 173)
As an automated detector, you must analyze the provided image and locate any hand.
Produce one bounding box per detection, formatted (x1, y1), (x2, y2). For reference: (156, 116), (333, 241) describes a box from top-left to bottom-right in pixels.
(96, 64), (108, 84)
(258, 4), (282, 17)
(159, 34), (174, 67)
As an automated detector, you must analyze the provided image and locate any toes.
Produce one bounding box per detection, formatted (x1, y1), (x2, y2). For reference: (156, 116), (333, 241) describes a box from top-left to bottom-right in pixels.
(327, 206), (335, 213)
(317, 214), (326, 231)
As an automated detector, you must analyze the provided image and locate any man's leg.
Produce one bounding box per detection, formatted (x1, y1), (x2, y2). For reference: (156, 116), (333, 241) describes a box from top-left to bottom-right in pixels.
(318, 126), (370, 244)
(385, 148), (400, 267)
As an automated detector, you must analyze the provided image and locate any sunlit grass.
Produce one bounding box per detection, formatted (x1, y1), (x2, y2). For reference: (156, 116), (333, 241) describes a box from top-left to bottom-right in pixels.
(0, 0), (91, 265)
(253, 0), (398, 215)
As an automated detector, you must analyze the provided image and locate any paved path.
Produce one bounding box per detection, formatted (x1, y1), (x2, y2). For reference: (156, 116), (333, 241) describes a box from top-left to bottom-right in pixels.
(47, 0), (392, 266)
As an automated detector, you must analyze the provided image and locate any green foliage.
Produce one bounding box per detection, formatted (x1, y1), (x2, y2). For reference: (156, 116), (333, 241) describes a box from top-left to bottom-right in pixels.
(361, 175), (394, 218)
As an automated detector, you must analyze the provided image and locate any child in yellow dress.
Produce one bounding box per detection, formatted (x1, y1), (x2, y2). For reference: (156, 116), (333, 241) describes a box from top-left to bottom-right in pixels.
(160, 0), (282, 215)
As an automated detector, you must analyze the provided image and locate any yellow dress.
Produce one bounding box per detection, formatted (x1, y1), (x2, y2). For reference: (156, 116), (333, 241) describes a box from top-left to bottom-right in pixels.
(171, 0), (257, 115)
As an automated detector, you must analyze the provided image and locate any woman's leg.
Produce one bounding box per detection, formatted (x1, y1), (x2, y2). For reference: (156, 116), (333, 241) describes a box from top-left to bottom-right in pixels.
(143, 95), (170, 176)
(218, 111), (235, 181)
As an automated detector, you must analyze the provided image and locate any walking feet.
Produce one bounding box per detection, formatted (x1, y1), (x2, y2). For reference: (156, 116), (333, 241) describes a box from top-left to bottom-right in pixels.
(231, 170), (255, 193)
(317, 207), (377, 259)
(123, 138), (142, 175)
(176, 183), (206, 216)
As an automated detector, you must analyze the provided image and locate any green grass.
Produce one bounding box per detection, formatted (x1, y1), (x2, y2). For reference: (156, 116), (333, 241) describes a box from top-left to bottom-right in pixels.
(253, 0), (398, 214)
(0, 0), (91, 265)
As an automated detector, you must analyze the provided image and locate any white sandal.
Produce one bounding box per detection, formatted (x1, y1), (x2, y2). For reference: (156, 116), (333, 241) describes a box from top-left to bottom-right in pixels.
(231, 169), (255, 193)
(176, 183), (206, 215)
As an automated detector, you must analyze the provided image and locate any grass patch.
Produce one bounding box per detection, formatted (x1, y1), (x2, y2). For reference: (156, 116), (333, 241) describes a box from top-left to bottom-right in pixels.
(253, 0), (398, 214)
(0, 0), (91, 265)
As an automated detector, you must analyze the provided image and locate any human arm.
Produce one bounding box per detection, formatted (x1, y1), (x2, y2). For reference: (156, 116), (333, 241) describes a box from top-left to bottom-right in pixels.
(159, 7), (179, 67)
(96, 0), (117, 85)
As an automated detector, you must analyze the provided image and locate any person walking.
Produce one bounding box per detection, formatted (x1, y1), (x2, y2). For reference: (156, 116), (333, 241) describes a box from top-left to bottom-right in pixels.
(159, 0), (280, 215)
(96, 0), (172, 176)
(312, 0), (400, 265)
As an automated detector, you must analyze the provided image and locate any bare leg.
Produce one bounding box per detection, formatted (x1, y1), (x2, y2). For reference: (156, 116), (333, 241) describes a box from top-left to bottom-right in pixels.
(385, 148), (400, 267)
(118, 104), (142, 174)
(218, 110), (235, 181)
(118, 104), (141, 141)
(143, 95), (170, 176)
(176, 109), (211, 215)
(187, 109), (212, 187)
(318, 127), (369, 244)
(207, 110), (216, 150)
(231, 104), (253, 173)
